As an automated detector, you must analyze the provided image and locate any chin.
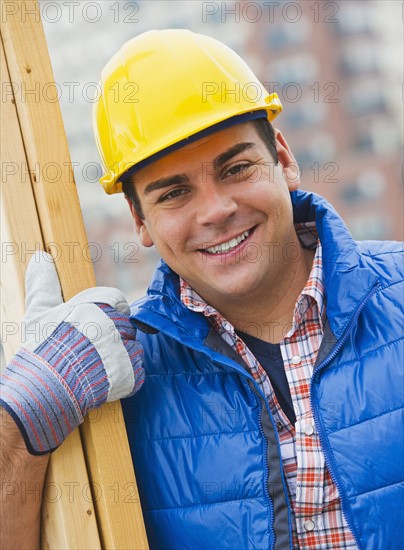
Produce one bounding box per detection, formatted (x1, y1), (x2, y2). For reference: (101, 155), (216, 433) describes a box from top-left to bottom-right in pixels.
(213, 275), (264, 300)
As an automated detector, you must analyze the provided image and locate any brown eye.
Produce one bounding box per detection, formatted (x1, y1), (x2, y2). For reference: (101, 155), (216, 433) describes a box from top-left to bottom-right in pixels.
(158, 188), (188, 203)
(224, 163), (251, 179)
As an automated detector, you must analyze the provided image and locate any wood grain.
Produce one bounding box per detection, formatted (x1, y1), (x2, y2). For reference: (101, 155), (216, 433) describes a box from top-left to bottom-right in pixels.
(0, 35), (101, 550)
(1, 1), (148, 547)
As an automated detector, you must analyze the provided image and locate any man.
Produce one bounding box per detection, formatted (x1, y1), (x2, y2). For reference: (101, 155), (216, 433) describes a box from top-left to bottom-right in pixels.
(1, 29), (403, 549)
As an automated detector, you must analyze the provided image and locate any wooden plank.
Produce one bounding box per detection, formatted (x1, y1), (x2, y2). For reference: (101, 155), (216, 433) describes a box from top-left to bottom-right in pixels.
(80, 409), (148, 549)
(1, 1), (148, 548)
(0, 37), (101, 550)
(41, 434), (102, 550)
(0, 38), (40, 359)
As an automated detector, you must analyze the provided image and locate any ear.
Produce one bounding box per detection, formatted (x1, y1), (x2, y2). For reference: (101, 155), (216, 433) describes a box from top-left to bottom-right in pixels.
(125, 196), (154, 248)
(273, 128), (301, 191)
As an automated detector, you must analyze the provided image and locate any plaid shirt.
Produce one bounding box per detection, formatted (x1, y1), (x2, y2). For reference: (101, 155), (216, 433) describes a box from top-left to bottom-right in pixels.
(180, 223), (356, 549)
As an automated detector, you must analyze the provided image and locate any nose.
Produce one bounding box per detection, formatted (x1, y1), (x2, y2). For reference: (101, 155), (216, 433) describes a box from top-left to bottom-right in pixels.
(195, 179), (238, 226)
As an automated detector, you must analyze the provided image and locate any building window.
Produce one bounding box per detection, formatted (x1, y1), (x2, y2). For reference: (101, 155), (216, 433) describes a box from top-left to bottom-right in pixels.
(268, 53), (318, 85)
(294, 132), (336, 168)
(340, 41), (380, 76)
(333, 2), (375, 36)
(283, 101), (327, 130)
(352, 119), (399, 155)
(347, 214), (391, 240)
(346, 79), (387, 116)
(266, 20), (309, 51)
(340, 169), (386, 204)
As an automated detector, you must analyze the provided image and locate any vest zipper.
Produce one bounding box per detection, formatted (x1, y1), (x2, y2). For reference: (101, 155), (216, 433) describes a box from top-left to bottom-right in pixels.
(248, 381), (293, 550)
(310, 280), (380, 550)
(258, 401), (275, 550)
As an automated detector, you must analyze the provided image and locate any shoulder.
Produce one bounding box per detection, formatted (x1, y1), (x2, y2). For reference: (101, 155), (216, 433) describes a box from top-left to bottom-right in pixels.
(357, 240), (403, 288)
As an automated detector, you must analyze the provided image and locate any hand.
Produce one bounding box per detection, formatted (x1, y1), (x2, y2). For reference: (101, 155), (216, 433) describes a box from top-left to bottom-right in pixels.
(0, 251), (144, 455)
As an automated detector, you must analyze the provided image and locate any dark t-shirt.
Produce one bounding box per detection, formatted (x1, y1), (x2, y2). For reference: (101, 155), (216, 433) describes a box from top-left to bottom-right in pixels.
(236, 331), (296, 425)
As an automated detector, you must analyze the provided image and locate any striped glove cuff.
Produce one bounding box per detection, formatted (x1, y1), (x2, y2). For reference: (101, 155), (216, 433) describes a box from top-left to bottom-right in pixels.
(0, 312), (144, 455)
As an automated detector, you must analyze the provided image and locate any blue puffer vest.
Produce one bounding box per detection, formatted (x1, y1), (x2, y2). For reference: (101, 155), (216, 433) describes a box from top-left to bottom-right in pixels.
(123, 191), (403, 550)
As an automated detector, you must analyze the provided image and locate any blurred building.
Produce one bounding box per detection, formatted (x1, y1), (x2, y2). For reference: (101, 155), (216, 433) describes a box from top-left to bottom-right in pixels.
(244, 0), (403, 240)
(40, 0), (403, 301)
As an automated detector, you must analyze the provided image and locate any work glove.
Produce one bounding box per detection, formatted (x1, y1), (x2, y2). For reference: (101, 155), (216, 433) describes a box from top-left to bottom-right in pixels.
(0, 251), (144, 455)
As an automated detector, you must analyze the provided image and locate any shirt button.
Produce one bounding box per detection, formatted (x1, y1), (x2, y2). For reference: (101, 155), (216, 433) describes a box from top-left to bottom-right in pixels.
(276, 422), (283, 432)
(304, 519), (315, 532)
(304, 423), (315, 436)
(291, 355), (301, 365)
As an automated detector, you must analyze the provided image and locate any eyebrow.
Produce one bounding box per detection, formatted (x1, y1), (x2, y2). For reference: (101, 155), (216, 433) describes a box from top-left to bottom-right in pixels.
(213, 142), (255, 171)
(143, 174), (189, 196)
(142, 142), (256, 196)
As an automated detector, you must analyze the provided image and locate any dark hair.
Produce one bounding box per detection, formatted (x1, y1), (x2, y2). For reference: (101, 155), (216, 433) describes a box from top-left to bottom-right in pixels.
(122, 117), (278, 220)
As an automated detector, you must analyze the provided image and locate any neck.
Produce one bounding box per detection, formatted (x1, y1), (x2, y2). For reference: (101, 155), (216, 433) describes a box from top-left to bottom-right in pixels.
(216, 245), (315, 344)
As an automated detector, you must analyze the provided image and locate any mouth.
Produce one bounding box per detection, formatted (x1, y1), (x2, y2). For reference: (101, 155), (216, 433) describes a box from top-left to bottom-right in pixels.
(199, 226), (256, 255)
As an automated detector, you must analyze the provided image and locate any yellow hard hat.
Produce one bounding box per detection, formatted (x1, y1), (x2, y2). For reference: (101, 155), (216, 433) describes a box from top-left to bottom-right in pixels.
(94, 29), (283, 194)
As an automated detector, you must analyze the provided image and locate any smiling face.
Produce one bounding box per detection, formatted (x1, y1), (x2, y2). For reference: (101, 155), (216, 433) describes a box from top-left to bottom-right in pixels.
(126, 122), (302, 313)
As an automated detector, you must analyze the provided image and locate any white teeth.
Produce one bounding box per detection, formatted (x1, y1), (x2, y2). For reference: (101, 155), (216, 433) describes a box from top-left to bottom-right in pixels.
(204, 229), (251, 254)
